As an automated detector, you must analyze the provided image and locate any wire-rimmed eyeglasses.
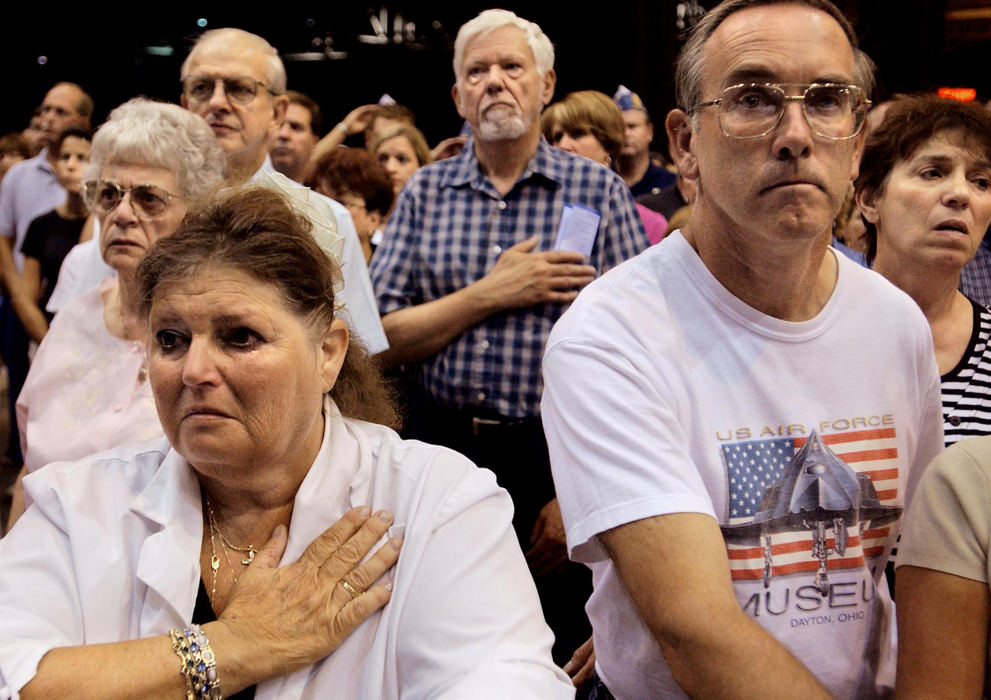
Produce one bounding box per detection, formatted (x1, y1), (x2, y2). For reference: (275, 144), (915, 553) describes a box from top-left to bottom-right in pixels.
(83, 180), (184, 219)
(692, 83), (871, 140)
(181, 75), (276, 106)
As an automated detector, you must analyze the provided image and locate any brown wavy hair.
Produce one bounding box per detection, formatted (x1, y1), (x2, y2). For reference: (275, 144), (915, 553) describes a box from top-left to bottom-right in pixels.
(542, 90), (625, 160)
(855, 95), (991, 267)
(136, 186), (399, 428)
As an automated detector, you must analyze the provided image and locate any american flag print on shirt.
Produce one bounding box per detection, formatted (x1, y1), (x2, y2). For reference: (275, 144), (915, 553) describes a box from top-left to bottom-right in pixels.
(720, 427), (900, 584)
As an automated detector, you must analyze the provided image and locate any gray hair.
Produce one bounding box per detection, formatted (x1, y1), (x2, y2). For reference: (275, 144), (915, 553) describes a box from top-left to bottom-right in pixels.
(675, 0), (875, 118)
(453, 9), (555, 79)
(181, 28), (287, 95)
(84, 98), (227, 199)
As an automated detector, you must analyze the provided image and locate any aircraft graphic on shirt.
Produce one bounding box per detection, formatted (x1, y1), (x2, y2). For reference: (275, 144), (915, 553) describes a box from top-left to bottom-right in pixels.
(719, 429), (902, 596)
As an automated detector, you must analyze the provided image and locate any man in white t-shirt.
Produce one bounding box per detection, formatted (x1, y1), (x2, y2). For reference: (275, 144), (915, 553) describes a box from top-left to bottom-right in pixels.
(541, 1), (945, 697)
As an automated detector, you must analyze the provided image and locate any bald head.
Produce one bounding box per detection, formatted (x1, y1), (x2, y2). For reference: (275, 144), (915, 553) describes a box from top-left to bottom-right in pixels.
(180, 28), (289, 181)
(181, 28), (286, 95)
(38, 82), (92, 155)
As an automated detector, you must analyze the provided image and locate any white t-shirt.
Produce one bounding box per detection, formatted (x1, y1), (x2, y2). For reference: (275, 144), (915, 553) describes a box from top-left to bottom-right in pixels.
(45, 234), (113, 314)
(0, 401), (572, 698)
(542, 232), (944, 698)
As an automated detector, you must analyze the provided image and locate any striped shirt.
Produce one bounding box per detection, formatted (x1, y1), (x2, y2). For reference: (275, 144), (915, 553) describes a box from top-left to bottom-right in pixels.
(942, 298), (991, 446)
(371, 135), (648, 418)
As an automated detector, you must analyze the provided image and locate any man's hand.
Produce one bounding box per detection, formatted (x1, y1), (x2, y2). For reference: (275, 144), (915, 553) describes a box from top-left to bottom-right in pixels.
(341, 104), (379, 136)
(525, 498), (570, 577)
(476, 236), (596, 311)
(563, 636), (595, 689)
(376, 236), (595, 368)
(430, 135), (467, 162)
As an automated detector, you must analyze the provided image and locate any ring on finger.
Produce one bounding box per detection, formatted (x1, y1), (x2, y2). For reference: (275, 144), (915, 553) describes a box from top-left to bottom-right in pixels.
(340, 579), (361, 600)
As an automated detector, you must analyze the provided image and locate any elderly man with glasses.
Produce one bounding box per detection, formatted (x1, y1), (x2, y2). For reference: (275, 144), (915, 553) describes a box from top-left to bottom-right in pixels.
(51, 29), (387, 354)
(178, 29), (385, 353)
(541, 0), (944, 697)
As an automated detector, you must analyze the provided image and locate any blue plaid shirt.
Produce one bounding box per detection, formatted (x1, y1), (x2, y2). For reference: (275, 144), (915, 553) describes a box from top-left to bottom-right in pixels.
(962, 229), (991, 306)
(371, 135), (649, 418)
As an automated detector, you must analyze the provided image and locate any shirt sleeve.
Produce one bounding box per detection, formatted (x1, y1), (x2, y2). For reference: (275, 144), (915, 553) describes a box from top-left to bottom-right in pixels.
(392, 461), (574, 698)
(371, 187), (422, 316)
(541, 328), (716, 564)
(331, 204), (389, 354)
(897, 437), (991, 584)
(591, 174), (649, 275)
(0, 167), (19, 240)
(903, 323), (946, 509)
(18, 214), (48, 260)
(0, 478), (84, 695)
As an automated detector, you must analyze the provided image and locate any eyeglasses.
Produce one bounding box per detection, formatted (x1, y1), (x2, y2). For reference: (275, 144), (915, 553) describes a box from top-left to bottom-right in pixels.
(181, 75), (275, 105)
(83, 180), (183, 219)
(340, 199), (367, 212)
(692, 83), (871, 140)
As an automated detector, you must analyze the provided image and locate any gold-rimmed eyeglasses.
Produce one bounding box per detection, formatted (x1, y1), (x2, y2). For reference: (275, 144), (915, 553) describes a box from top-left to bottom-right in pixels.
(692, 83), (871, 140)
(83, 180), (184, 219)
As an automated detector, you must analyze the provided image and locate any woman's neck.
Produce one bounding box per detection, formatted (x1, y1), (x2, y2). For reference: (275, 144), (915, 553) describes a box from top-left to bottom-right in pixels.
(874, 255), (961, 325)
(878, 254), (975, 374)
(196, 408), (326, 541)
(56, 192), (87, 220)
(103, 277), (146, 342)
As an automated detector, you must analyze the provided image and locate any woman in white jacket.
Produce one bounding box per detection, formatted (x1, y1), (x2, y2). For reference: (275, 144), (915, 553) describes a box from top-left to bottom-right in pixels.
(0, 186), (572, 699)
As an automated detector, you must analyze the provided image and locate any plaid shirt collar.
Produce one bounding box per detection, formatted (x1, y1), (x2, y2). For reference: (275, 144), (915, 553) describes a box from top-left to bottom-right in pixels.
(439, 132), (567, 194)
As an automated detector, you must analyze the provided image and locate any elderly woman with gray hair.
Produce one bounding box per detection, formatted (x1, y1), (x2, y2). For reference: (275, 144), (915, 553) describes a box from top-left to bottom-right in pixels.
(5, 98), (226, 529)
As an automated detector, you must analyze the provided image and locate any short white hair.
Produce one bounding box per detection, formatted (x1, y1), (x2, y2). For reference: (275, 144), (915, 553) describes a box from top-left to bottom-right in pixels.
(85, 98), (227, 199)
(181, 28), (287, 95)
(453, 9), (554, 79)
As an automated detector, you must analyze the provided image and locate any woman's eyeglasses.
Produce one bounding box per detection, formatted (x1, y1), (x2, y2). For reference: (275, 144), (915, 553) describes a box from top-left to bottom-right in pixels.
(83, 180), (184, 219)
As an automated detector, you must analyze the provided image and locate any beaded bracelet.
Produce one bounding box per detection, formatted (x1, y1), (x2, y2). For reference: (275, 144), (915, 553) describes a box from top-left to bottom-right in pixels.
(169, 624), (222, 699)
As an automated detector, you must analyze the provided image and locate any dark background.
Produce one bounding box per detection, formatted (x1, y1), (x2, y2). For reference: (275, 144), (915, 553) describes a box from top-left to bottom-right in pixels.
(0, 2), (983, 147)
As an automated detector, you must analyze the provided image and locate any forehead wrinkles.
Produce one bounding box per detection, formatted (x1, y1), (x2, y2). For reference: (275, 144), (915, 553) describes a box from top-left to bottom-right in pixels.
(462, 27), (531, 67)
(908, 132), (991, 167)
(703, 8), (855, 92)
(188, 43), (269, 83)
(45, 88), (82, 113)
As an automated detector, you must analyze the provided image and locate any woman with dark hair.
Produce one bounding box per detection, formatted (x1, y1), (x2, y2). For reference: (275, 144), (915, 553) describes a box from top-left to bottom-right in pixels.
(855, 94), (991, 446)
(541, 90), (668, 243)
(854, 95), (991, 696)
(307, 147), (394, 262)
(0, 185), (571, 699)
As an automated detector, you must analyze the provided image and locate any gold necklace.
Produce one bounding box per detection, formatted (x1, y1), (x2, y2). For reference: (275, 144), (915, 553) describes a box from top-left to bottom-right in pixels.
(204, 495), (258, 599)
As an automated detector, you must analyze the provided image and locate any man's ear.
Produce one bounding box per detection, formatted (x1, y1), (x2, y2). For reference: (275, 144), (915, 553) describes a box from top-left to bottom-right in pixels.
(850, 126), (868, 182)
(666, 109), (698, 180)
(180, 94), (188, 110)
(541, 68), (557, 106)
(264, 95), (289, 141)
(451, 83), (465, 119)
(272, 95), (289, 127)
(855, 187), (880, 225)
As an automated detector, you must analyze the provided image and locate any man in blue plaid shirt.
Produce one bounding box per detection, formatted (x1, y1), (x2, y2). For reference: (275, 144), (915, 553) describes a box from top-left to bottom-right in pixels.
(370, 9), (648, 666)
